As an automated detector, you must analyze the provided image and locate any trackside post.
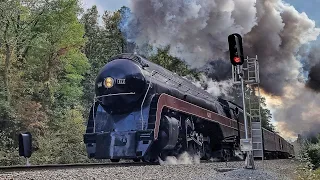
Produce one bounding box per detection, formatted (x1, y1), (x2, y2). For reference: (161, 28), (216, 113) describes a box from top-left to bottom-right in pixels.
(18, 132), (32, 166)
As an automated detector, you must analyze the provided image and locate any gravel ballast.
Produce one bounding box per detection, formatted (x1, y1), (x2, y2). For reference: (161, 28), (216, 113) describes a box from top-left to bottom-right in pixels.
(0, 159), (300, 180)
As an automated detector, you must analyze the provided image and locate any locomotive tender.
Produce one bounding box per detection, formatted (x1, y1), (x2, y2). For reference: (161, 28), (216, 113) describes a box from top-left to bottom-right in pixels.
(83, 53), (294, 162)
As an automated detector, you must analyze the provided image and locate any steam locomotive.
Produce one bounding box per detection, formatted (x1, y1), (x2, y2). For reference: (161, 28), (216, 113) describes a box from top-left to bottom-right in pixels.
(83, 53), (294, 162)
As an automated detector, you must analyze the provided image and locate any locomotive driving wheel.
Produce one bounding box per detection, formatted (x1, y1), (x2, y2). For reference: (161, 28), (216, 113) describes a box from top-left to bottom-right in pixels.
(201, 141), (212, 160)
(185, 119), (201, 158)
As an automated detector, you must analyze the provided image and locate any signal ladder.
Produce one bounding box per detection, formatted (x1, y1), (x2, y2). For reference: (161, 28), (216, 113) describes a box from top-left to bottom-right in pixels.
(248, 86), (263, 159)
(232, 55), (264, 159)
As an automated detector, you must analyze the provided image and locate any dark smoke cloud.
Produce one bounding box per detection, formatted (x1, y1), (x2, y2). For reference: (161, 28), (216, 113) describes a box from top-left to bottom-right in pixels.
(306, 63), (320, 92)
(242, 1), (320, 95)
(301, 124), (320, 140)
(299, 45), (320, 92)
(200, 59), (232, 81)
(121, 0), (320, 138)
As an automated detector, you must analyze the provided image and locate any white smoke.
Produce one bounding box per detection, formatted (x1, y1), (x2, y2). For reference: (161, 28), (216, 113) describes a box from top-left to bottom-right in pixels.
(234, 150), (245, 160)
(123, 0), (257, 68)
(200, 75), (234, 98)
(184, 74), (235, 98)
(159, 152), (200, 165)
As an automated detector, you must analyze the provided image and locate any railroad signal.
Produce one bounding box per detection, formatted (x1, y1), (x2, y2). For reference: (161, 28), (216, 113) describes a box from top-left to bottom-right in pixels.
(228, 33), (244, 66)
(18, 132), (32, 158)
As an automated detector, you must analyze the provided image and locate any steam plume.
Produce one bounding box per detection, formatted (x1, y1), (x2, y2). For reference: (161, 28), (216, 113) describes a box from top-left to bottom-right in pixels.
(159, 152), (200, 165)
(121, 0), (320, 139)
(186, 74), (234, 99)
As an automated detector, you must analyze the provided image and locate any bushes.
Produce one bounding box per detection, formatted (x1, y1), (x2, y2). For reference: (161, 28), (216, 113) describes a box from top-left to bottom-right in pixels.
(306, 143), (320, 170)
(295, 150), (316, 180)
(295, 138), (320, 180)
(315, 168), (320, 179)
(29, 108), (89, 165)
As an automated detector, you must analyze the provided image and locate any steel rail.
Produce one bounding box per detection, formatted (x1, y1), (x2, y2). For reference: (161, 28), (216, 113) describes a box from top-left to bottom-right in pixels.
(0, 158), (277, 172)
(0, 161), (159, 172)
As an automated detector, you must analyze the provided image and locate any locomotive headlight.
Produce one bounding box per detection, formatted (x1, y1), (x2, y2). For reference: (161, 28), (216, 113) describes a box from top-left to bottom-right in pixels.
(104, 77), (114, 88)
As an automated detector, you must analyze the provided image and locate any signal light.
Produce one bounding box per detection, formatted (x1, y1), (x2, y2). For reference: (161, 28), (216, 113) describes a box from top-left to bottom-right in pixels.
(234, 57), (241, 63)
(18, 132), (32, 158)
(228, 33), (244, 66)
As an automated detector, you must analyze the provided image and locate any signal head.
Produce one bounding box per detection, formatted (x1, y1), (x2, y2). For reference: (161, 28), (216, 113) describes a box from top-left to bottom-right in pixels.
(228, 33), (244, 66)
(18, 132), (32, 158)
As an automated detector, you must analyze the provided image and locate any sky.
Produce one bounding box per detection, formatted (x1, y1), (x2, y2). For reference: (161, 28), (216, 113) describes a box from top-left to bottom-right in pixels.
(79, 0), (320, 29)
(285, 0), (320, 27)
(80, 0), (129, 15)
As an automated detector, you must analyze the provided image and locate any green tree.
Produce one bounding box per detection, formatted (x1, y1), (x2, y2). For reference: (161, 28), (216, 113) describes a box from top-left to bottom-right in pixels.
(0, 0), (89, 165)
(81, 6), (127, 116)
(0, 0), (53, 165)
(149, 46), (200, 79)
(25, 0), (89, 164)
(246, 87), (275, 131)
(231, 85), (275, 131)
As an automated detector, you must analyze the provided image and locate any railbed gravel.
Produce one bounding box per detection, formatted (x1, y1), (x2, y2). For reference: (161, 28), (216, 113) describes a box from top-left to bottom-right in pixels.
(0, 159), (299, 180)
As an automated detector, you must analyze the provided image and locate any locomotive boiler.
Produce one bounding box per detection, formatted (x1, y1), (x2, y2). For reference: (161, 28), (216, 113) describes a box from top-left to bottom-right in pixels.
(83, 53), (294, 162)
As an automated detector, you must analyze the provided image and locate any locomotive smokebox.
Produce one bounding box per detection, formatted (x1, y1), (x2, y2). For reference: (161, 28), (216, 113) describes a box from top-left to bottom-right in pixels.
(95, 59), (147, 114)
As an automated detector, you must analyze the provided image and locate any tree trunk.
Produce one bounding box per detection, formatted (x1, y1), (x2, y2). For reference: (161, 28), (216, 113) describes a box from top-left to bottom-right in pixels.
(3, 20), (11, 102)
(4, 43), (11, 102)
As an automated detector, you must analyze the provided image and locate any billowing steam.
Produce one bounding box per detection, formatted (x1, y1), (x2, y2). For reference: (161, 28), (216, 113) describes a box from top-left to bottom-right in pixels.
(122, 0), (257, 68)
(121, 0), (320, 139)
(272, 82), (320, 138)
(185, 74), (234, 99)
(159, 152), (200, 165)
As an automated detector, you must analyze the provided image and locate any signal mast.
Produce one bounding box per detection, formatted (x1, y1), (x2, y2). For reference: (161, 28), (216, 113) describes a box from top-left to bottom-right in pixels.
(228, 33), (255, 169)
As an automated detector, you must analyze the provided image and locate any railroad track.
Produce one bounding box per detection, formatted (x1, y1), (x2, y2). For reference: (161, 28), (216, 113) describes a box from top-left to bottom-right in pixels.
(0, 159), (298, 180)
(0, 158), (265, 173)
(0, 161), (159, 172)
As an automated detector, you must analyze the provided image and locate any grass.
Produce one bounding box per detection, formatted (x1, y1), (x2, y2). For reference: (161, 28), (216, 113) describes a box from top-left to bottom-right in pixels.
(314, 168), (320, 179)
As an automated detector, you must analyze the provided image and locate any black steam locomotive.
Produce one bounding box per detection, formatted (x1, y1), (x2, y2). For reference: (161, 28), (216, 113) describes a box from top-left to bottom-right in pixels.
(83, 53), (294, 162)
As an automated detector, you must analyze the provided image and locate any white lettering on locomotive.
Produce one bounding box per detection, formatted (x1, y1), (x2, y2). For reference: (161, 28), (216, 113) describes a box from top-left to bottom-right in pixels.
(97, 82), (102, 88)
(117, 79), (126, 84)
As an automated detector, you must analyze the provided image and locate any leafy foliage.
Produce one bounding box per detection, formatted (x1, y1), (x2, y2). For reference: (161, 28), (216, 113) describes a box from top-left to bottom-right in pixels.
(307, 143), (320, 169)
(295, 138), (320, 180)
(0, 0), (89, 165)
(80, 6), (126, 116)
(232, 85), (275, 131)
(149, 47), (200, 79)
(248, 88), (275, 131)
